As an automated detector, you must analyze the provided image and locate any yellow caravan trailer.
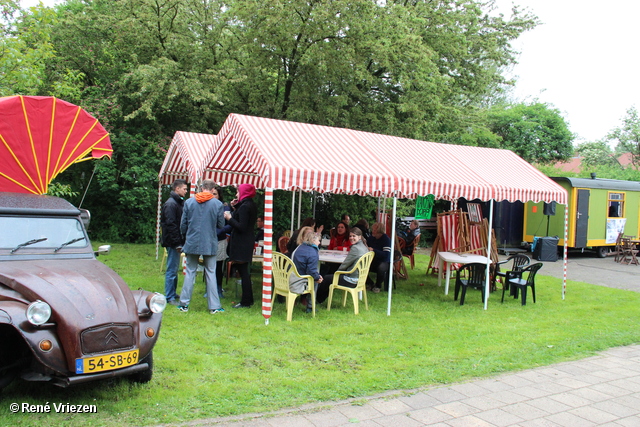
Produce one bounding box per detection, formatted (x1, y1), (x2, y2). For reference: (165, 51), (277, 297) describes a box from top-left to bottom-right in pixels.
(523, 176), (640, 258)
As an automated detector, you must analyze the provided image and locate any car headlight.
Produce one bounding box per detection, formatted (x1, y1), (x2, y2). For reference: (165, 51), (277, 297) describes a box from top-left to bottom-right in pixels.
(146, 293), (167, 314)
(26, 301), (52, 325)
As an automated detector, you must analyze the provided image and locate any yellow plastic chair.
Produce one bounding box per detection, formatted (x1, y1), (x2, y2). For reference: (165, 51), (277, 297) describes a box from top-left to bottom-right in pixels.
(271, 252), (315, 321)
(327, 251), (374, 315)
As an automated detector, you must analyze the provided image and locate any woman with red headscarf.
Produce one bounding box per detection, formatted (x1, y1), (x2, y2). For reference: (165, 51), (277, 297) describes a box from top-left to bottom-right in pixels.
(224, 184), (258, 308)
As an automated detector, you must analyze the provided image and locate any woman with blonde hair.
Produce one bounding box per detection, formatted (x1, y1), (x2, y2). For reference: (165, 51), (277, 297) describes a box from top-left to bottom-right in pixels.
(290, 227), (323, 313)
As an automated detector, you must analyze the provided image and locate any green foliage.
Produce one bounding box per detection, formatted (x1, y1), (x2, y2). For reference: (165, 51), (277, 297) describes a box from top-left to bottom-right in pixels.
(1, 243), (639, 426)
(488, 102), (574, 164)
(6, 0), (543, 242)
(608, 106), (640, 167)
(54, 132), (166, 243)
(575, 140), (619, 168)
(45, 182), (79, 198)
(0, 1), (57, 95)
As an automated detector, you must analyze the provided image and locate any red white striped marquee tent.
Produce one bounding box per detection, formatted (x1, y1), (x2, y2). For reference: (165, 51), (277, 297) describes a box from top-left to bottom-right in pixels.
(156, 131), (216, 258)
(199, 114), (566, 204)
(158, 113), (569, 321)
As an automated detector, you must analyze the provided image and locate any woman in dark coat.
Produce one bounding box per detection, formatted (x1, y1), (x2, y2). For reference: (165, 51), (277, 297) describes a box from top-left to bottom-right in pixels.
(224, 184), (258, 308)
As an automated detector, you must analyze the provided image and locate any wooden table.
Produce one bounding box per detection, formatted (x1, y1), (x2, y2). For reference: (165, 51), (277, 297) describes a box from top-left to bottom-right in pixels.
(437, 251), (490, 295)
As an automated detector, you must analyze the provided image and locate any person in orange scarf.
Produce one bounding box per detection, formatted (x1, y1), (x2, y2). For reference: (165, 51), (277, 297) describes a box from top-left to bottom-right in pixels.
(177, 179), (226, 313)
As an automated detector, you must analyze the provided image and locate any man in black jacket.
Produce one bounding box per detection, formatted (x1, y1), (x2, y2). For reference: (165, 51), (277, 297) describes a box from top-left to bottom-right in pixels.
(161, 179), (188, 305)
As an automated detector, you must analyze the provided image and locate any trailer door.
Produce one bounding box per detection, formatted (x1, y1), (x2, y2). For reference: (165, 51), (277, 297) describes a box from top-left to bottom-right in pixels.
(575, 189), (590, 247)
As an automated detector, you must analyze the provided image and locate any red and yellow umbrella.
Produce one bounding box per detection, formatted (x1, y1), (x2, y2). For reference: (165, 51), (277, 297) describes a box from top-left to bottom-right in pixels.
(0, 95), (112, 194)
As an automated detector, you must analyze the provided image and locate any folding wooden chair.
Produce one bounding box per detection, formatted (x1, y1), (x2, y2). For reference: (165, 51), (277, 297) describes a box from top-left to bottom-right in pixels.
(620, 237), (639, 265)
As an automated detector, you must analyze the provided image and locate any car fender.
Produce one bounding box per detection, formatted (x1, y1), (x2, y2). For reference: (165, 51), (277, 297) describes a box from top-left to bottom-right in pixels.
(0, 301), (68, 376)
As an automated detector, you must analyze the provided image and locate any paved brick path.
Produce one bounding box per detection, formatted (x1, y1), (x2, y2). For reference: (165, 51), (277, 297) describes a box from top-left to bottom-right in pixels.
(186, 345), (640, 427)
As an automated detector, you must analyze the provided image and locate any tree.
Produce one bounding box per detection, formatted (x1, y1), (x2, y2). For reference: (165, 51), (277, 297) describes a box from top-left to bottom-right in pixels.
(0, 1), (57, 96)
(30, 0), (540, 242)
(575, 140), (619, 168)
(487, 102), (574, 164)
(608, 106), (640, 167)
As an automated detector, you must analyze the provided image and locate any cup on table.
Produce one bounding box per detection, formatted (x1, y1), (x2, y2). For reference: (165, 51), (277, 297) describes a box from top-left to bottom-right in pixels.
(255, 246), (262, 256)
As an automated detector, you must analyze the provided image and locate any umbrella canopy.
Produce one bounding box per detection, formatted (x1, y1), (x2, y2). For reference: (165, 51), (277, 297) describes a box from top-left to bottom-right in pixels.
(0, 96), (112, 194)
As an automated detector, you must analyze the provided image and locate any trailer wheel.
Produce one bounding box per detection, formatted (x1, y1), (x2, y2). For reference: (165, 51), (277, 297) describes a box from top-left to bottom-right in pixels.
(596, 246), (608, 258)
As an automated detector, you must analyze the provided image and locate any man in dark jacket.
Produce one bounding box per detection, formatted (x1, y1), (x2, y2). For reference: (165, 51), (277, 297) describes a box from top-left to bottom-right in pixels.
(224, 183), (258, 308)
(161, 179), (187, 305)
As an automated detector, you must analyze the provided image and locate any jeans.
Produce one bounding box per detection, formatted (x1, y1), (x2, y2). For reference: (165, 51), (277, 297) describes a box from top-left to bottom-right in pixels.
(164, 247), (181, 302)
(180, 254), (221, 310)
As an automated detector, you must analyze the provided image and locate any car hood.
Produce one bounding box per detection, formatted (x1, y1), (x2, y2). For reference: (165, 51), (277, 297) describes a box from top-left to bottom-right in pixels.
(0, 259), (139, 357)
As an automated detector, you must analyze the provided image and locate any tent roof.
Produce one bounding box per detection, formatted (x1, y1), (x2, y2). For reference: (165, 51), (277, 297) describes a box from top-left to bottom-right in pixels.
(158, 131), (215, 185)
(197, 114), (566, 204)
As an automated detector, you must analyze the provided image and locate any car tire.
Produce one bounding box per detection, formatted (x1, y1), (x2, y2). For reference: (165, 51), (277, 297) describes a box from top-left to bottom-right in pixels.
(0, 370), (17, 391)
(129, 351), (153, 383)
(596, 246), (608, 258)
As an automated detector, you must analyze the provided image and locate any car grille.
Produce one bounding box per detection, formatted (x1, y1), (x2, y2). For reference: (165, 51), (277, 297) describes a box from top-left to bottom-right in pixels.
(80, 323), (135, 355)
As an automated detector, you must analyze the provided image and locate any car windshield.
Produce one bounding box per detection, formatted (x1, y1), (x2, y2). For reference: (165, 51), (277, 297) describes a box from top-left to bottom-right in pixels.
(0, 216), (87, 251)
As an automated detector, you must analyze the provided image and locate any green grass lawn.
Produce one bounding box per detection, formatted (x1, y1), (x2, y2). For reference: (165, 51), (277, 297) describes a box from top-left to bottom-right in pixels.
(2, 243), (639, 426)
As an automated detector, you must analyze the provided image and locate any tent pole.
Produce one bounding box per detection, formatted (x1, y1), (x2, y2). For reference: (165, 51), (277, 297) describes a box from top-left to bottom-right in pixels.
(290, 191), (295, 235)
(297, 189), (302, 228)
(155, 182), (163, 260)
(262, 187), (274, 325)
(562, 204), (569, 299)
(483, 199), (494, 310)
(312, 191), (316, 217)
(387, 195), (398, 316)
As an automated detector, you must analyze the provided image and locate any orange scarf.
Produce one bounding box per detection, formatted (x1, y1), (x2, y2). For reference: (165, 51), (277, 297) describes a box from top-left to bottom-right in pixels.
(195, 192), (214, 203)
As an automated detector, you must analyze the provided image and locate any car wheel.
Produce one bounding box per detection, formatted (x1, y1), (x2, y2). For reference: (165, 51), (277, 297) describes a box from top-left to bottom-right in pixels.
(129, 351), (153, 383)
(596, 246), (608, 258)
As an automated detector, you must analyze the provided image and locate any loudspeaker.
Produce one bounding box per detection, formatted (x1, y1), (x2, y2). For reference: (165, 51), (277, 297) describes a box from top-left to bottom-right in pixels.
(543, 201), (556, 216)
(534, 237), (559, 262)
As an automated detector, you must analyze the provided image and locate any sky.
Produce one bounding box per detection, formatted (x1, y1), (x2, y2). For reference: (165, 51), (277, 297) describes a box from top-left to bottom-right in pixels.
(493, 0), (640, 144)
(20, 0), (640, 145)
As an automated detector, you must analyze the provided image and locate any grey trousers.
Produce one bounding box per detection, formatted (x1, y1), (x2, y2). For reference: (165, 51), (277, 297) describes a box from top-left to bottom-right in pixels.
(179, 254), (222, 310)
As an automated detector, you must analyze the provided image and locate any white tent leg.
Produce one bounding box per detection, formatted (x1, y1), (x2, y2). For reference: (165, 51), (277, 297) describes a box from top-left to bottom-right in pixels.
(297, 189), (302, 229)
(387, 195), (398, 316)
(155, 182), (162, 260)
(290, 191), (296, 235)
(562, 204), (569, 299)
(483, 200), (494, 310)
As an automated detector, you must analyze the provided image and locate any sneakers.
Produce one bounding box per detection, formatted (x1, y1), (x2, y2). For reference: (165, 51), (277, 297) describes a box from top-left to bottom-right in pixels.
(177, 305), (189, 312)
(209, 308), (225, 314)
(233, 303), (252, 308)
(168, 299), (180, 306)
(371, 287), (381, 293)
(305, 307), (313, 313)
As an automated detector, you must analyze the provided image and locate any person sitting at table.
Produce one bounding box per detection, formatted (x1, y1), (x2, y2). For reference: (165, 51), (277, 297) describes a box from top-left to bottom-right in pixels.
(328, 221), (351, 251)
(290, 227), (323, 313)
(319, 227), (369, 303)
(286, 217), (318, 256)
(402, 220), (421, 255)
(255, 215), (264, 242)
(367, 222), (391, 293)
(352, 218), (371, 241)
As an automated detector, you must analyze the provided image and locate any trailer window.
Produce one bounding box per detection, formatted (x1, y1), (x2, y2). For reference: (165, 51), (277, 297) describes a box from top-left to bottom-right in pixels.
(608, 192), (625, 218)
